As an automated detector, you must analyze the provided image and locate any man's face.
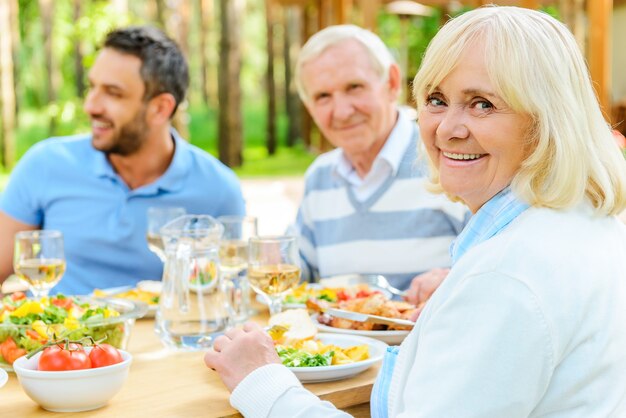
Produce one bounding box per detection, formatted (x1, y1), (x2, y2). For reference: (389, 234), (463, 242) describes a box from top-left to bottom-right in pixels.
(84, 48), (149, 156)
(300, 40), (400, 162)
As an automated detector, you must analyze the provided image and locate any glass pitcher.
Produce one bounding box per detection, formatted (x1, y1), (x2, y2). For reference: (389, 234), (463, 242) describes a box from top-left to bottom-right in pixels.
(154, 215), (231, 351)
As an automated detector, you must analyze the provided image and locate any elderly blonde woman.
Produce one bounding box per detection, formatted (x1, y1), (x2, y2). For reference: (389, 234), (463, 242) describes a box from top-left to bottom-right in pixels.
(204, 6), (626, 417)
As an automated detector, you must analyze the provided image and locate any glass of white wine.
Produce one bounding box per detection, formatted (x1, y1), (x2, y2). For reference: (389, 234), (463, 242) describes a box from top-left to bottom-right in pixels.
(147, 206), (186, 262)
(217, 216), (258, 323)
(13, 230), (66, 299)
(248, 235), (300, 317)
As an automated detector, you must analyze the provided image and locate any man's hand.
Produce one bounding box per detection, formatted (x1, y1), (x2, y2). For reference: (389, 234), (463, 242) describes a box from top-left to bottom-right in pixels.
(404, 268), (450, 320)
(204, 322), (281, 392)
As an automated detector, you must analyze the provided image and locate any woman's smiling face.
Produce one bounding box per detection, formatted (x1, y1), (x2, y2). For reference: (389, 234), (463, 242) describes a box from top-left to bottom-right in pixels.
(418, 42), (532, 213)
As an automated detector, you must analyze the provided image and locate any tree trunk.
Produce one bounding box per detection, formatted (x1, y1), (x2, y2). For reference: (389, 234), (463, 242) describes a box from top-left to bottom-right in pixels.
(217, 0), (243, 167)
(9, 0), (19, 116)
(39, 0), (56, 105)
(167, 0), (190, 140)
(265, 0), (277, 155)
(155, 0), (166, 27)
(73, 0), (85, 98)
(197, 0), (211, 107)
(283, 6), (301, 147)
(0, 0), (17, 168)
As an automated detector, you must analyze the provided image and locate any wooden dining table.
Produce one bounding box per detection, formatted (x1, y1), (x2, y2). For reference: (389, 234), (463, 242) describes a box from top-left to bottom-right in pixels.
(1, 311), (378, 417)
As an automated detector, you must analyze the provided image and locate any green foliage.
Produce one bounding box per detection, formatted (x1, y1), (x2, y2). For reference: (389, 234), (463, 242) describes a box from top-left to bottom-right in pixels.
(378, 9), (442, 79)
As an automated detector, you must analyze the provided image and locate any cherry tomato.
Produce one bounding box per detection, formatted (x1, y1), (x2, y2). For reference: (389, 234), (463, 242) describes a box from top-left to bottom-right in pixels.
(89, 343), (123, 368)
(39, 343), (92, 371)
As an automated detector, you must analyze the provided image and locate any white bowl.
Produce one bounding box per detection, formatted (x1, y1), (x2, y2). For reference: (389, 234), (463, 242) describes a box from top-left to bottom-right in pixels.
(12, 348), (132, 412)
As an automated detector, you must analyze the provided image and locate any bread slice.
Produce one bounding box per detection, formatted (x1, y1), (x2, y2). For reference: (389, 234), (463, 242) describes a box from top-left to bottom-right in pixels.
(268, 308), (317, 343)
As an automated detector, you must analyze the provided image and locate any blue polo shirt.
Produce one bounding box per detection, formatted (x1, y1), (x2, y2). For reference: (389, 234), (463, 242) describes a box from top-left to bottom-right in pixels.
(1, 131), (246, 295)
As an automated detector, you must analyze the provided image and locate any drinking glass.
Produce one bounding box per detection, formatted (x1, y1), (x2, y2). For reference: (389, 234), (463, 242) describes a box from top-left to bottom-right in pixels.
(13, 230), (66, 299)
(217, 216), (258, 323)
(248, 236), (300, 316)
(146, 206), (186, 262)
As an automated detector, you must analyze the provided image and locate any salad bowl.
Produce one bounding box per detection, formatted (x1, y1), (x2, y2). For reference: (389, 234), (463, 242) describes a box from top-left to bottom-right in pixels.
(0, 293), (147, 371)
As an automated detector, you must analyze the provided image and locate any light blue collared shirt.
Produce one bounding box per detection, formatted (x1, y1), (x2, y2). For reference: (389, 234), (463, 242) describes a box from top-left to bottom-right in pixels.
(1, 130), (245, 295)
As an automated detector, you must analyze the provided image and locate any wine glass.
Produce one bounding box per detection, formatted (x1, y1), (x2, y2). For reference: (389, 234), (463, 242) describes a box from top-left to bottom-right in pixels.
(13, 230), (66, 299)
(248, 236), (300, 316)
(146, 206), (186, 262)
(217, 216), (258, 323)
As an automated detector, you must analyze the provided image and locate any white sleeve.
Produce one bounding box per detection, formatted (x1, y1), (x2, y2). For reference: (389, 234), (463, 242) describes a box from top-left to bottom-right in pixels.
(395, 272), (555, 417)
(230, 364), (353, 418)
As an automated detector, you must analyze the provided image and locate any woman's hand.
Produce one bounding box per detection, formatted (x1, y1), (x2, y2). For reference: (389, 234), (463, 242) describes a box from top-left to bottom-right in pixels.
(204, 322), (281, 392)
(404, 268), (450, 316)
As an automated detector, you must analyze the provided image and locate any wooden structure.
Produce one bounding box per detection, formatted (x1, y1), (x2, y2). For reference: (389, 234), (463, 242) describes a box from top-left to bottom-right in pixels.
(271, 0), (619, 150)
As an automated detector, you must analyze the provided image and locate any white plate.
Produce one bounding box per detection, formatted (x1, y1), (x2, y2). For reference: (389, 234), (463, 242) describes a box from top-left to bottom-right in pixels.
(286, 333), (387, 383)
(0, 368), (7, 388)
(92, 282), (161, 318)
(311, 314), (410, 345)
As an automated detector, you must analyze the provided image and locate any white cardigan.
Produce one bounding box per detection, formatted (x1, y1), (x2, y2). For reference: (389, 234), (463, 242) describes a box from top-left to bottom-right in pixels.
(230, 204), (626, 417)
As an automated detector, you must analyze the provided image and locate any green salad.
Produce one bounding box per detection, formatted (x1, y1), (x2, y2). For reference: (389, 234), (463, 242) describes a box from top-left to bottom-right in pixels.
(0, 292), (125, 366)
(276, 346), (335, 367)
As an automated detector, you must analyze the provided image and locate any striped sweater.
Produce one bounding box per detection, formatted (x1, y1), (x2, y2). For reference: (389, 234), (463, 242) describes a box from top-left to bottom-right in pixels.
(294, 123), (469, 290)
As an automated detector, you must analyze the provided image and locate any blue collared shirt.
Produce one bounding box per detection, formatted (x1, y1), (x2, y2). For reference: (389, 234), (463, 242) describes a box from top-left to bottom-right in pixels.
(1, 130), (245, 294)
(450, 187), (529, 265)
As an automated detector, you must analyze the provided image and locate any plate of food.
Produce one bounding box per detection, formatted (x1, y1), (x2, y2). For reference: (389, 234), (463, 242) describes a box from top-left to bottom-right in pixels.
(93, 280), (161, 318)
(308, 293), (417, 345)
(311, 314), (410, 345)
(268, 309), (387, 383)
(257, 282), (392, 309)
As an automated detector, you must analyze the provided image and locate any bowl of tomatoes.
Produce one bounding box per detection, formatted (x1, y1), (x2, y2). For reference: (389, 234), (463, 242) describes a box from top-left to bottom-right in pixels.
(13, 341), (131, 412)
(0, 292), (147, 371)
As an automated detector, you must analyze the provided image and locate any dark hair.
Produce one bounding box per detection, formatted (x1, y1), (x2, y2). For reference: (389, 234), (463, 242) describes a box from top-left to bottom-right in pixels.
(103, 26), (189, 117)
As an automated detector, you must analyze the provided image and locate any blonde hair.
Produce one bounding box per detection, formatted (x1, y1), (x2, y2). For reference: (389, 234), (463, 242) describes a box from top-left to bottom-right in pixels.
(413, 6), (626, 215)
(295, 25), (396, 102)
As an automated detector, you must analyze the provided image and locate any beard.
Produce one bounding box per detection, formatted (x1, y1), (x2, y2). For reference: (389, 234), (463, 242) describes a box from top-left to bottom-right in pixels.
(93, 106), (149, 156)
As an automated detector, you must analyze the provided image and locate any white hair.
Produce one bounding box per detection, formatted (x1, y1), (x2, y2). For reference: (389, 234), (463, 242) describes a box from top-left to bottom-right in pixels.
(295, 25), (397, 102)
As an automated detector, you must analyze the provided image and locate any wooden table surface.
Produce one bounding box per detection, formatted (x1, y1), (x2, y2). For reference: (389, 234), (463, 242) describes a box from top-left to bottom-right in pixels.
(0, 314), (378, 417)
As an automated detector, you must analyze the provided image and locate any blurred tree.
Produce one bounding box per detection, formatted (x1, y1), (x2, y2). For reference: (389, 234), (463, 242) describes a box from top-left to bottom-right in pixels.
(266, 0), (277, 155)
(283, 5), (301, 147)
(40, 0), (57, 105)
(0, 0), (18, 169)
(218, 0), (244, 167)
(197, 0), (212, 107)
(72, 0), (85, 98)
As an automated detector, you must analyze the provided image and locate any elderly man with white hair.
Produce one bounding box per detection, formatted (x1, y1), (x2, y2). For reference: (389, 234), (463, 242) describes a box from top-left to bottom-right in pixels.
(292, 24), (469, 300)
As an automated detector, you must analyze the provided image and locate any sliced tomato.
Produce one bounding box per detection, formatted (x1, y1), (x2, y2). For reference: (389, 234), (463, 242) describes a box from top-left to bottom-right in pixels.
(25, 329), (46, 342)
(0, 337), (26, 365)
(50, 297), (74, 310)
(11, 291), (26, 302)
(336, 290), (349, 301)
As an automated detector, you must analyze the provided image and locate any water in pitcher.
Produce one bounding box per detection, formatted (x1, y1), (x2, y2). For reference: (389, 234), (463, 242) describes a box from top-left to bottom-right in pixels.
(154, 215), (231, 351)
